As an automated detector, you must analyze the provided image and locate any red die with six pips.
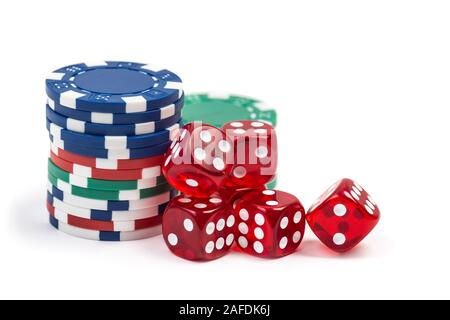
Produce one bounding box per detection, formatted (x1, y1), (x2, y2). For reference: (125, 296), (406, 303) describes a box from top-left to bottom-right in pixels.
(163, 194), (235, 261)
(234, 189), (305, 258)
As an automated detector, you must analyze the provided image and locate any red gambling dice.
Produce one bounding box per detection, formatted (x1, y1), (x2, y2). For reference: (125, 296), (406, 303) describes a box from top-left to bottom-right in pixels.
(163, 123), (234, 198)
(162, 194), (236, 261)
(306, 178), (380, 253)
(219, 186), (265, 208)
(233, 189), (305, 258)
(222, 121), (277, 189)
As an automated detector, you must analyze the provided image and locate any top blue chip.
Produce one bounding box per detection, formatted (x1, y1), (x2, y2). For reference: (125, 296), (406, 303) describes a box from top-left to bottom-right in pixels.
(46, 61), (183, 114)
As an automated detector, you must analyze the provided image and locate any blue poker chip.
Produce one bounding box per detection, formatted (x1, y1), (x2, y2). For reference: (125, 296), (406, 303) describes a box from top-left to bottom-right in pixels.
(49, 134), (172, 159)
(46, 61), (183, 113)
(46, 118), (180, 149)
(46, 106), (182, 136)
(47, 96), (184, 125)
(47, 192), (169, 222)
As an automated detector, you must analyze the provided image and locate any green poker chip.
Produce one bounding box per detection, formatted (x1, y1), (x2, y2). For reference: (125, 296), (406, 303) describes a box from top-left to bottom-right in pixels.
(266, 176), (278, 190)
(48, 171), (172, 201)
(48, 159), (167, 191)
(183, 93), (277, 128)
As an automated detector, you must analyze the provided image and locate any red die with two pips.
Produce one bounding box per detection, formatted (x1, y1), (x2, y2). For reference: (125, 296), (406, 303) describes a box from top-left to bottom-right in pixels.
(306, 178), (380, 253)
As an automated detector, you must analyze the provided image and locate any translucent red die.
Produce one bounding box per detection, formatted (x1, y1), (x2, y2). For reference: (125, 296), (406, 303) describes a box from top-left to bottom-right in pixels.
(233, 189), (305, 258)
(221, 120), (277, 189)
(162, 194), (236, 261)
(306, 178), (380, 253)
(162, 123), (234, 198)
(219, 186), (265, 208)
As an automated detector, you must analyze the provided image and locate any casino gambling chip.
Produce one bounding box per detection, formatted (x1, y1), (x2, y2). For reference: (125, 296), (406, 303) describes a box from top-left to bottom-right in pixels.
(45, 61), (184, 240)
(48, 159), (166, 191)
(50, 135), (172, 160)
(47, 96), (184, 125)
(266, 176), (278, 190)
(183, 93), (277, 127)
(49, 215), (162, 241)
(50, 144), (164, 170)
(47, 192), (169, 222)
(46, 105), (183, 136)
(48, 171), (172, 201)
(49, 154), (162, 181)
(46, 118), (180, 149)
(46, 61), (183, 113)
(47, 181), (178, 211)
(47, 202), (162, 232)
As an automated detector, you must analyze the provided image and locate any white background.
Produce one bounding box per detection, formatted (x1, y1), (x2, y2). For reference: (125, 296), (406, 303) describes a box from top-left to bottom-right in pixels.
(0, 0), (449, 299)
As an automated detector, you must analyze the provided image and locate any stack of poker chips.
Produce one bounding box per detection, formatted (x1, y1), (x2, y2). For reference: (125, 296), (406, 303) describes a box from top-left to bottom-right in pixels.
(45, 61), (183, 241)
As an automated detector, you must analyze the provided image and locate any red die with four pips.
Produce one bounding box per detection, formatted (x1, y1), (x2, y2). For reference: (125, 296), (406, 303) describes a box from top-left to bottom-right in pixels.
(161, 121), (380, 261)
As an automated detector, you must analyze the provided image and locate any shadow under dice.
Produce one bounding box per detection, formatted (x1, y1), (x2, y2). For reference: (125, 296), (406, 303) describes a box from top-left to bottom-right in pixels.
(234, 189), (305, 258)
(306, 178), (380, 253)
(162, 123), (233, 198)
(162, 194), (236, 261)
(222, 120), (277, 189)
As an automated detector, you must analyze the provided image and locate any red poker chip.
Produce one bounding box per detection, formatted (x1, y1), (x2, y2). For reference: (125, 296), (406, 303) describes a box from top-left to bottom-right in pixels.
(50, 151), (163, 181)
(50, 144), (164, 170)
(47, 202), (162, 232)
